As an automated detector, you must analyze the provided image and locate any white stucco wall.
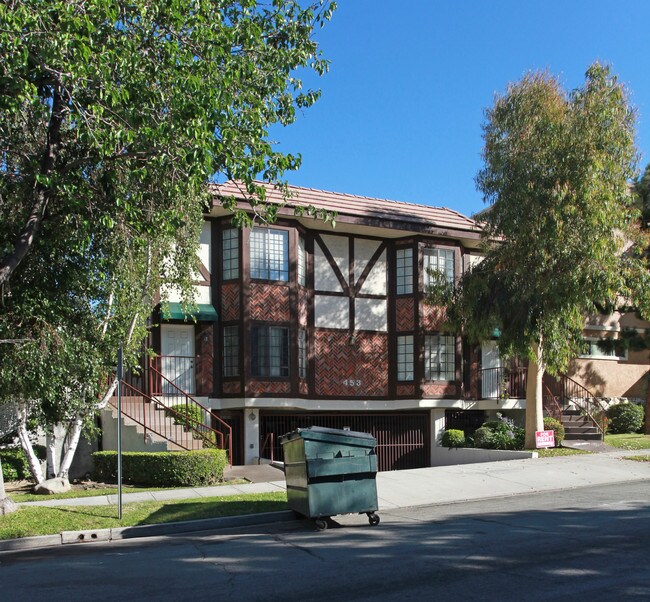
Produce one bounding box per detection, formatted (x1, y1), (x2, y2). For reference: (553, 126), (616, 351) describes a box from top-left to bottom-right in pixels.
(315, 295), (349, 329)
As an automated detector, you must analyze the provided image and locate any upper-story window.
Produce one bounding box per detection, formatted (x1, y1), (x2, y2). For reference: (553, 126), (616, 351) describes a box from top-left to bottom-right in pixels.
(222, 325), (239, 377)
(251, 325), (289, 377)
(396, 248), (413, 295)
(298, 236), (306, 287)
(250, 227), (289, 281)
(423, 248), (455, 285)
(222, 228), (239, 280)
(397, 335), (414, 381)
(298, 329), (307, 379)
(580, 338), (628, 361)
(424, 334), (455, 381)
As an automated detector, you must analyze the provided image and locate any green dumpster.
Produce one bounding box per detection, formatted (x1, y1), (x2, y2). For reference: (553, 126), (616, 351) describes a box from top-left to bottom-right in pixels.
(279, 426), (380, 530)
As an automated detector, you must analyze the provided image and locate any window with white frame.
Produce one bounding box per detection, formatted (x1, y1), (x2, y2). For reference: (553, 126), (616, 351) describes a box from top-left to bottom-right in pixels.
(580, 338), (628, 360)
(250, 227), (289, 281)
(222, 325), (239, 377)
(396, 248), (413, 294)
(298, 329), (307, 379)
(251, 325), (289, 377)
(298, 236), (306, 286)
(222, 228), (239, 280)
(423, 248), (455, 285)
(397, 335), (414, 381)
(424, 334), (456, 381)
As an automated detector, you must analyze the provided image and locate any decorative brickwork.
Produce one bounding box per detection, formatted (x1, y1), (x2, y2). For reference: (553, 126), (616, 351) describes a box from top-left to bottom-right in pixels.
(396, 297), (415, 332)
(421, 382), (459, 398)
(314, 331), (388, 397)
(299, 381), (308, 396)
(396, 383), (415, 397)
(248, 380), (291, 396)
(222, 381), (242, 395)
(195, 323), (214, 396)
(221, 283), (240, 321)
(250, 283), (290, 321)
(421, 304), (447, 331)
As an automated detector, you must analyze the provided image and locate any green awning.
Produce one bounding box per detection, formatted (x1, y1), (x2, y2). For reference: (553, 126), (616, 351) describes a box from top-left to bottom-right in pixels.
(162, 302), (218, 322)
(491, 327), (501, 338)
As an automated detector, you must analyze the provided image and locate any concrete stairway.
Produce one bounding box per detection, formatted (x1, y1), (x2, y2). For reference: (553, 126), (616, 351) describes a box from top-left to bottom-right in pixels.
(560, 409), (602, 441)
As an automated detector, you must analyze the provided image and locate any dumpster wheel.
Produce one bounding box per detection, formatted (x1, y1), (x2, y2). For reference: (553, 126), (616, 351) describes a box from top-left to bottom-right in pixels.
(315, 518), (329, 531)
(367, 512), (380, 526)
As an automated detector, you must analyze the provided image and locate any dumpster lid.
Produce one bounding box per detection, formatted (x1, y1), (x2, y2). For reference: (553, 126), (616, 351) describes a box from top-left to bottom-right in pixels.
(279, 425), (376, 445)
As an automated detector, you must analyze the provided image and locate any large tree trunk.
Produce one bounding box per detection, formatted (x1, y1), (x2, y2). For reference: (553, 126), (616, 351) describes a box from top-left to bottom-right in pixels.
(17, 405), (44, 484)
(58, 417), (83, 479)
(646, 369), (650, 435)
(524, 341), (546, 449)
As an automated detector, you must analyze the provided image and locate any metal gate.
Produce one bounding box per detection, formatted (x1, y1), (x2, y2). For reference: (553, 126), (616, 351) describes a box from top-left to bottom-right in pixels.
(260, 412), (430, 472)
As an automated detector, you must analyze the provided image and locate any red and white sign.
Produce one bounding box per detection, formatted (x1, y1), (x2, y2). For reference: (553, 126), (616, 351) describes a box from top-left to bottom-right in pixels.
(535, 430), (555, 448)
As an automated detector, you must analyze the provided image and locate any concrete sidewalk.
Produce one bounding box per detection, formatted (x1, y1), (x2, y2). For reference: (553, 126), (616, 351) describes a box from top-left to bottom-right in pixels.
(17, 448), (650, 511)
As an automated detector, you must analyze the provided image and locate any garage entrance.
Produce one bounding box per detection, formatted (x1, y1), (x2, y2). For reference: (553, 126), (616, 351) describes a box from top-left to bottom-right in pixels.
(260, 412), (430, 472)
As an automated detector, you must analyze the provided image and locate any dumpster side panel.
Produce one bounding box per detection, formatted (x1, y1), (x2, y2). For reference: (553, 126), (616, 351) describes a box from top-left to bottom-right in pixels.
(282, 437), (310, 517)
(307, 475), (378, 517)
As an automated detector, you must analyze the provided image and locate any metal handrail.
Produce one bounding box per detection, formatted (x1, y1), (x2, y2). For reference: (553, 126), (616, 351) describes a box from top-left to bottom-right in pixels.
(479, 366), (527, 399)
(542, 381), (563, 422)
(148, 358), (233, 464)
(259, 432), (275, 465)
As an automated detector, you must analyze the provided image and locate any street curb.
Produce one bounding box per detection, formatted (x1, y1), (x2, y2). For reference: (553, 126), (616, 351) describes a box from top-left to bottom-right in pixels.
(0, 510), (296, 553)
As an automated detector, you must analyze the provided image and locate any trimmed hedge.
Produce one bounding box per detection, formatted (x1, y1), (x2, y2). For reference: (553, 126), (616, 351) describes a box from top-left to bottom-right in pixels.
(607, 402), (645, 434)
(0, 445), (46, 482)
(441, 429), (466, 448)
(474, 417), (525, 450)
(92, 449), (227, 487)
(543, 417), (565, 446)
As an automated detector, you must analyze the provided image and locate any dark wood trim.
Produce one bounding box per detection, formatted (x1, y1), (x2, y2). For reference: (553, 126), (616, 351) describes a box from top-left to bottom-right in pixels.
(211, 219), (221, 397)
(289, 227), (299, 395)
(197, 260), (211, 284)
(348, 237), (355, 333)
(387, 242), (397, 399)
(314, 233), (350, 294)
(353, 241), (387, 295)
(241, 226), (251, 396)
(306, 232), (316, 397)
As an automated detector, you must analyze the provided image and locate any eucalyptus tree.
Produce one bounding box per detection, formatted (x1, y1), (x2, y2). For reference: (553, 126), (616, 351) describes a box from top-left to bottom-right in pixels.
(0, 0), (336, 481)
(431, 64), (646, 448)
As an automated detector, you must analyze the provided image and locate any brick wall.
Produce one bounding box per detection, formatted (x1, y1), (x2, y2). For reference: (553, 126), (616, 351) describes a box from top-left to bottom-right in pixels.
(421, 304), (447, 331)
(248, 380), (291, 396)
(314, 331), (388, 397)
(250, 283), (290, 321)
(396, 297), (415, 332)
(195, 323), (213, 396)
(396, 383), (415, 397)
(221, 283), (240, 321)
(421, 382), (459, 398)
(222, 381), (241, 395)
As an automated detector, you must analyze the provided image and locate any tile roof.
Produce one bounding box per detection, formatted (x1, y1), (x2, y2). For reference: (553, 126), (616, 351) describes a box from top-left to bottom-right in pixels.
(211, 180), (480, 234)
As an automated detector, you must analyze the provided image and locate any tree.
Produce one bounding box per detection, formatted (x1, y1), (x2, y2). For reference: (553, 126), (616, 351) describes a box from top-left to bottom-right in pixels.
(0, 0), (336, 482)
(430, 64), (647, 448)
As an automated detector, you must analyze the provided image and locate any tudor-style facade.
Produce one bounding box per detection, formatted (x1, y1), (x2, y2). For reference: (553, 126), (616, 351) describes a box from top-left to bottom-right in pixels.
(151, 181), (502, 470)
(138, 181), (649, 469)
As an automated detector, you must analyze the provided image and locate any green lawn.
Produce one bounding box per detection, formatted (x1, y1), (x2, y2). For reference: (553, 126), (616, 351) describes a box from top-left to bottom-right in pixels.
(536, 447), (591, 457)
(0, 492), (288, 540)
(604, 433), (650, 450)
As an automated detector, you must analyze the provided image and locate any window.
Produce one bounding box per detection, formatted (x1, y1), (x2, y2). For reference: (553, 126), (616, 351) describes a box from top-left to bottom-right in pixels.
(424, 334), (455, 381)
(222, 228), (239, 280)
(222, 326), (239, 377)
(581, 338), (628, 360)
(251, 325), (289, 377)
(423, 248), (455, 285)
(397, 335), (414, 381)
(298, 329), (307, 379)
(250, 227), (289, 281)
(298, 236), (306, 286)
(396, 248), (413, 294)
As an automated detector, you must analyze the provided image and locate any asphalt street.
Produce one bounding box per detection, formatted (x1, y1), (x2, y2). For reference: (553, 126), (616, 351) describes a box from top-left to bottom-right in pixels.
(1, 480), (649, 601)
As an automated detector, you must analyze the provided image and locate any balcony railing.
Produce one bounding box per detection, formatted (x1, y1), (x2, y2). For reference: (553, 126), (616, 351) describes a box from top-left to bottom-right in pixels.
(479, 367), (527, 400)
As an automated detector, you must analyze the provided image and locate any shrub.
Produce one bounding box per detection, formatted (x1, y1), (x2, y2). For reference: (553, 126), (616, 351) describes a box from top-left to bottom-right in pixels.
(607, 403), (645, 434)
(473, 426), (494, 449)
(0, 447), (30, 481)
(473, 414), (525, 450)
(543, 417), (565, 446)
(166, 403), (204, 429)
(0, 445), (46, 482)
(441, 429), (466, 448)
(92, 449), (227, 487)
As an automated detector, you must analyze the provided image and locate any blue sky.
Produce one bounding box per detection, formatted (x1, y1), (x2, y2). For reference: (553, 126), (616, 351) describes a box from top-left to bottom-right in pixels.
(270, 0), (650, 217)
